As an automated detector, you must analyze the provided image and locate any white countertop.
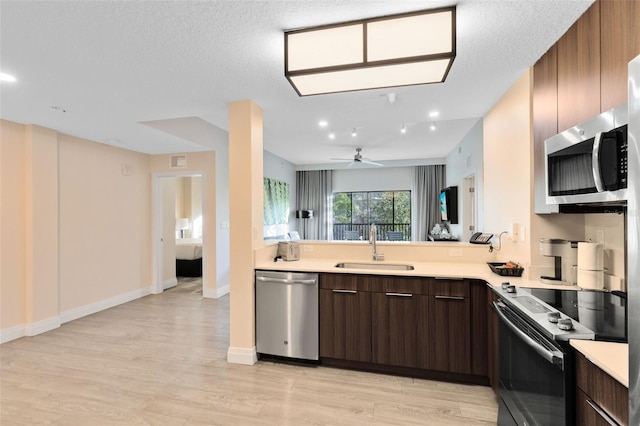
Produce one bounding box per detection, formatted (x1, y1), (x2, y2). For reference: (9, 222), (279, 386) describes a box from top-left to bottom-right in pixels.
(570, 340), (629, 387)
(255, 258), (579, 290)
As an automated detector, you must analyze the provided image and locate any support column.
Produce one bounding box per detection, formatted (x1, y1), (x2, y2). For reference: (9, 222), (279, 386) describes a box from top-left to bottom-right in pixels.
(227, 100), (263, 365)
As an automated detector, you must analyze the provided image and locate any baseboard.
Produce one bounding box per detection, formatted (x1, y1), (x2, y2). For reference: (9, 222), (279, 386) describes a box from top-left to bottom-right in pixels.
(162, 278), (178, 290)
(0, 324), (26, 344)
(203, 283), (229, 299)
(25, 315), (61, 336)
(2, 316), (62, 344)
(227, 346), (258, 365)
(60, 286), (152, 324)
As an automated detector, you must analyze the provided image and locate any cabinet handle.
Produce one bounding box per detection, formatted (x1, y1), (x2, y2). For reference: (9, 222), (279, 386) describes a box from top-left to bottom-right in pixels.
(434, 277), (464, 281)
(435, 295), (465, 300)
(385, 292), (412, 297)
(585, 398), (619, 426)
(332, 289), (357, 294)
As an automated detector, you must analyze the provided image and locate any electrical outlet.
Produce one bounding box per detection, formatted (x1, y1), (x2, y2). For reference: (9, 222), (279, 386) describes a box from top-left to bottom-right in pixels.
(596, 229), (605, 244)
(520, 226), (526, 242)
(302, 245), (313, 252)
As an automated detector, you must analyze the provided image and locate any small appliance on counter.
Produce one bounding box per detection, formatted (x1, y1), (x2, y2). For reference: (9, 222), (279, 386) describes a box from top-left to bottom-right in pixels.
(576, 242), (605, 290)
(539, 238), (578, 285)
(276, 241), (300, 261)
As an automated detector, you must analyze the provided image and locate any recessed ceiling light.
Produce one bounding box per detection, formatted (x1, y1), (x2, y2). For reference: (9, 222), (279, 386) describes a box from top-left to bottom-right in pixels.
(329, 130), (336, 140)
(318, 120), (328, 127)
(351, 128), (357, 137)
(1, 72), (17, 82)
(430, 123), (437, 131)
(429, 111), (439, 118)
(401, 124), (407, 134)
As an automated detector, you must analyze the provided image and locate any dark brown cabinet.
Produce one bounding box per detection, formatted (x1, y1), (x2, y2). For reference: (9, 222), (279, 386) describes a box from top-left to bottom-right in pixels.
(533, 43), (560, 214)
(428, 278), (471, 374)
(486, 287), (500, 394)
(319, 273), (488, 384)
(371, 277), (429, 369)
(319, 274), (372, 362)
(575, 352), (628, 425)
(600, 0), (640, 111)
(557, 2), (601, 132)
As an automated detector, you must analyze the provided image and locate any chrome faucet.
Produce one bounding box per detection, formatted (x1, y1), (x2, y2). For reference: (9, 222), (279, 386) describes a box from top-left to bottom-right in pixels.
(369, 224), (385, 261)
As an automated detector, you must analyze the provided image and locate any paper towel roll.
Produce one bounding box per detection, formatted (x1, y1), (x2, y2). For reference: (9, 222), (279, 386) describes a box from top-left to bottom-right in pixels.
(578, 269), (604, 290)
(577, 242), (604, 271)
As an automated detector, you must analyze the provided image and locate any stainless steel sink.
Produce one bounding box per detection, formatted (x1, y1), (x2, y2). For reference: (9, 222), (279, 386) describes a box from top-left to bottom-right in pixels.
(335, 262), (415, 271)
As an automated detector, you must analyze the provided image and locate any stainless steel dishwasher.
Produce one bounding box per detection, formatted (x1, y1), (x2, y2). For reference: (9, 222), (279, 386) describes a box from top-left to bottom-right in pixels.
(255, 270), (319, 361)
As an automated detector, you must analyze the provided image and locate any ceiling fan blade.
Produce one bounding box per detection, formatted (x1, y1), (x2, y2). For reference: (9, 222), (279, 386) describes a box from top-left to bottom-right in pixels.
(347, 161), (357, 167)
(362, 158), (383, 167)
(330, 157), (353, 161)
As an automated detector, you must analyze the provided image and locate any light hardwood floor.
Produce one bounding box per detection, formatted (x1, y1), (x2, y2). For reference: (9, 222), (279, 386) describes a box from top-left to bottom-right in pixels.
(1, 279), (498, 425)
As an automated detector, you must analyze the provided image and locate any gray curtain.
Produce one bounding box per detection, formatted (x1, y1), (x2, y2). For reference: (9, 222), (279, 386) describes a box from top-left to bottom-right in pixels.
(411, 165), (446, 241)
(296, 170), (333, 240)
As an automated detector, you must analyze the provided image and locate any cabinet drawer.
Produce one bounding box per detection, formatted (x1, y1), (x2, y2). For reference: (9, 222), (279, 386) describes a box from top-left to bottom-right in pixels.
(320, 273), (360, 291)
(379, 276), (429, 295)
(576, 353), (628, 425)
(429, 278), (470, 297)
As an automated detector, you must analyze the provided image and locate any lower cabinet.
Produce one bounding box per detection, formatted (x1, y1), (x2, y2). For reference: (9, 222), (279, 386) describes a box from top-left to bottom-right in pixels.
(319, 274), (372, 362)
(371, 279), (429, 369)
(319, 273), (489, 383)
(429, 279), (471, 374)
(575, 352), (628, 425)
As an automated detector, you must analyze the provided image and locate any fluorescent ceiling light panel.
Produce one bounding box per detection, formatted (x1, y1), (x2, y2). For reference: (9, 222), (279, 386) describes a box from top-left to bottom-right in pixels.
(285, 7), (456, 96)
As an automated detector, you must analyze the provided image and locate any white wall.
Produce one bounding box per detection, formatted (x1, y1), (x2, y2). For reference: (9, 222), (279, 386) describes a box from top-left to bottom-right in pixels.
(332, 167), (412, 192)
(445, 119), (484, 240)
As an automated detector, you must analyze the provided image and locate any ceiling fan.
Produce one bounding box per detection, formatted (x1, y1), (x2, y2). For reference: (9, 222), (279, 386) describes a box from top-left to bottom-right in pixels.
(331, 147), (383, 167)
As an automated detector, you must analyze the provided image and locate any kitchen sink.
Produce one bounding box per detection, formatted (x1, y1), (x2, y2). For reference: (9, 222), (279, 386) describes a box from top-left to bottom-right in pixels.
(335, 262), (415, 271)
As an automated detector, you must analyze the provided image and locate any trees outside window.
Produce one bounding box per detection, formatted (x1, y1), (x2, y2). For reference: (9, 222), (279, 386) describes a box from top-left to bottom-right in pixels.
(332, 191), (410, 240)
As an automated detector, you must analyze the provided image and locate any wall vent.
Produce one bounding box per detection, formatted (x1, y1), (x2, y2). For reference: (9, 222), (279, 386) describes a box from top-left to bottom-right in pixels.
(170, 155), (187, 168)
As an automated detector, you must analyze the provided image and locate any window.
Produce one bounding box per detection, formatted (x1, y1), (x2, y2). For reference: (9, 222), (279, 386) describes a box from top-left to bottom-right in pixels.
(333, 191), (410, 240)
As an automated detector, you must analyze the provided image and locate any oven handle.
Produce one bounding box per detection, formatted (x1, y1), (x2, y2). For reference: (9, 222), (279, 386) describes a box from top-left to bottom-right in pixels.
(493, 301), (565, 370)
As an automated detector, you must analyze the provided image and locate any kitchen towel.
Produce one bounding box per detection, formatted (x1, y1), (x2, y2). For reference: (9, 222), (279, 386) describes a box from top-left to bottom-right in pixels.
(577, 242), (604, 271)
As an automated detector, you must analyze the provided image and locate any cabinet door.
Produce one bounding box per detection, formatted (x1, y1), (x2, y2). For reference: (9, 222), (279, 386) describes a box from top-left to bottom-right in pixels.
(576, 388), (621, 426)
(487, 287), (500, 395)
(557, 2), (601, 131)
(429, 294), (471, 374)
(319, 288), (372, 362)
(533, 44), (560, 214)
(600, 0), (640, 111)
(470, 281), (488, 376)
(371, 292), (429, 369)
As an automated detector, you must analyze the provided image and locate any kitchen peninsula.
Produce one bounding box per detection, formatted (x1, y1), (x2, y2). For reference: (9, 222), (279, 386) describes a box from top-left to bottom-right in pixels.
(254, 240), (629, 402)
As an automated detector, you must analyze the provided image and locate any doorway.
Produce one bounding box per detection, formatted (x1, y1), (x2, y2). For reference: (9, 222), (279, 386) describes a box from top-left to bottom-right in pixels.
(152, 171), (206, 296)
(462, 174), (477, 242)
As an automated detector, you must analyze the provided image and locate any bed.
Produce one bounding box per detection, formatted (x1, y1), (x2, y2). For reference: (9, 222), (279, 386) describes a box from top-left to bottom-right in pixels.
(176, 238), (203, 277)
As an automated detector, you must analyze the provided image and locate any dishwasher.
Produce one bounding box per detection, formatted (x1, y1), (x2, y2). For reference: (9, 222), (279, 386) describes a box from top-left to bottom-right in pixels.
(255, 270), (319, 361)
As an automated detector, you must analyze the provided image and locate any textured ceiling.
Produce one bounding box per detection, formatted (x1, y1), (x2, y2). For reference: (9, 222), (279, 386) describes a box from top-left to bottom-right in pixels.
(0, 1), (593, 166)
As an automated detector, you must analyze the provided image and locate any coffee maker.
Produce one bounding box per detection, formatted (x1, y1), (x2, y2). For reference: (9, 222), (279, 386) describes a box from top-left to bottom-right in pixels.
(539, 238), (579, 285)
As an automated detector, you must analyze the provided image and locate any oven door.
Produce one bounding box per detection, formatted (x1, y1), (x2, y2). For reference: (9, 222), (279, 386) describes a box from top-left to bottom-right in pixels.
(494, 301), (571, 426)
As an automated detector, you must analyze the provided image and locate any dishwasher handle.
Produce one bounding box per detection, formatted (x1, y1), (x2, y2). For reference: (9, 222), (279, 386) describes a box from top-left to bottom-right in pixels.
(256, 275), (317, 285)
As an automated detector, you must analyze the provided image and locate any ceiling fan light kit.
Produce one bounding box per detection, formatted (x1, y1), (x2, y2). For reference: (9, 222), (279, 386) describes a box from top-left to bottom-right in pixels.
(284, 7), (456, 96)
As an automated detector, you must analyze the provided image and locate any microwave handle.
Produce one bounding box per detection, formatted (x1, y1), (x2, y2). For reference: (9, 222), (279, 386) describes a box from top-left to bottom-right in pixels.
(592, 131), (604, 192)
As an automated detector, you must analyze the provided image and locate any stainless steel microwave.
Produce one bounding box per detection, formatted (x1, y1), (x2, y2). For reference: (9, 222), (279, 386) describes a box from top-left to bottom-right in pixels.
(545, 104), (628, 205)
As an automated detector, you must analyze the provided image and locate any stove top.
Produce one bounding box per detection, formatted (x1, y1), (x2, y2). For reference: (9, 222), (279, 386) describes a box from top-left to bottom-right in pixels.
(493, 284), (597, 341)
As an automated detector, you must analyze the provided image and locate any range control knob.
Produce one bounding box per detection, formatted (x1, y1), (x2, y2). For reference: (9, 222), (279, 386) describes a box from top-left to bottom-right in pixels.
(557, 318), (574, 331)
(506, 285), (516, 294)
(547, 312), (561, 323)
